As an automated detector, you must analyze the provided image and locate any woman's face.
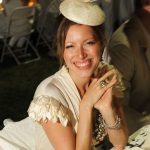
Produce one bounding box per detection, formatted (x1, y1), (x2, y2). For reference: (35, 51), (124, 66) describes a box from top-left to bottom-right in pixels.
(64, 24), (102, 78)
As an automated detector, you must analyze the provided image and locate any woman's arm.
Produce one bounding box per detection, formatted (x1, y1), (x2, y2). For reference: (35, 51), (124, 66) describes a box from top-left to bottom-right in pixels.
(40, 70), (119, 150)
(40, 93), (95, 150)
(95, 88), (129, 150)
(41, 120), (76, 150)
(40, 103), (93, 150)
(76, 101), (93, 150)
(102, 106), (128, 150)
(76, 70), (119, 149)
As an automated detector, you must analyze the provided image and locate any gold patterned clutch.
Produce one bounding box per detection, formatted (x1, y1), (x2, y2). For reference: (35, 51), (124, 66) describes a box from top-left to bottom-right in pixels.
(93, 62), (125, 98)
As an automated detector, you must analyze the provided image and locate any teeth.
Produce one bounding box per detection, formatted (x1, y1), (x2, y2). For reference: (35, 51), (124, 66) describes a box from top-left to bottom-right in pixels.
(75, 60), (90, 67)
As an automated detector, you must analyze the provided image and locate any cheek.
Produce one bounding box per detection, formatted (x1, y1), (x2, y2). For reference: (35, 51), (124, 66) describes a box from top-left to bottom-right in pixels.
(63, 51), (72, 64)
(92, 49), (101, 64)
(92, 48), (101, 58)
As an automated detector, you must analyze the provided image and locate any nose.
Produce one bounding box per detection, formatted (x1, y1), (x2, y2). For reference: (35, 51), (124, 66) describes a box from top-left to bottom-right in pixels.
(77, 46), (87, 59)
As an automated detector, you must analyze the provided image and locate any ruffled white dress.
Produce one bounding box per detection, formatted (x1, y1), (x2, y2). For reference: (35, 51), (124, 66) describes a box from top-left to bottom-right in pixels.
(1, 65), (150, 150)
(0, 66), (106, 150)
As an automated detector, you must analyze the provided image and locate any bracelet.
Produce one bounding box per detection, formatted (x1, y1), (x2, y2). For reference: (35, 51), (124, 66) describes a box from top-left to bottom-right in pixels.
(103, 115), (121, 129)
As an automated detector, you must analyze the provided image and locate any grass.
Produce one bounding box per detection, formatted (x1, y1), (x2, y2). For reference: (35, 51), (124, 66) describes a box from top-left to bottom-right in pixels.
(0, 50), (59, 128)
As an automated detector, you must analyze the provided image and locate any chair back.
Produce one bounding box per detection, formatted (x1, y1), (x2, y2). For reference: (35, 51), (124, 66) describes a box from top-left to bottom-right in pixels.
(3, 0), (22, 15)
(7, 6), (35, 37)
(0, 6), (40, 65)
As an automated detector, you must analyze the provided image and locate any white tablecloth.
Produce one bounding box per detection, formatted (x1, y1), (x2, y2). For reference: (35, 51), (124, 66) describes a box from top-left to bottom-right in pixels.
(125, 125), (150, 150)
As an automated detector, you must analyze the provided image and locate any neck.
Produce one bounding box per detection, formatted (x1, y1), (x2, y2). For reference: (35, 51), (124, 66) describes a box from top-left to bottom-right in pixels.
(71, 73), (91, 98)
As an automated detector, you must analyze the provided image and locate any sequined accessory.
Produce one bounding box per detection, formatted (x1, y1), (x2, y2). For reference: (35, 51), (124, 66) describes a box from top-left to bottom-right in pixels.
(103, 115), (121, 129)
(92, 109), (107, 145)
(93, 62), (126, 98)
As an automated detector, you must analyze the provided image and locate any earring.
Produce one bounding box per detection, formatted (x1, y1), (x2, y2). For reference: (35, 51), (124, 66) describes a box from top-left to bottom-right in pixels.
(64, 64), (69, 71)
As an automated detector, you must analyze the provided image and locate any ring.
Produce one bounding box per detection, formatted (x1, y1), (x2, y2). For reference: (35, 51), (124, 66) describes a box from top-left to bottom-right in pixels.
(100, 80), (107, 88)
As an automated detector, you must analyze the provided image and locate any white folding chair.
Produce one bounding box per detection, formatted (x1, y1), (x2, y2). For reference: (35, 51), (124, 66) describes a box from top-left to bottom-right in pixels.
(0, 5), (40, 65)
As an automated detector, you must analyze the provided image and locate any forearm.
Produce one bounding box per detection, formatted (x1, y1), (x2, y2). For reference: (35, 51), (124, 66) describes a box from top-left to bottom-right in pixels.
(76, 102), (93, 150)
(100, 108), (128, 150)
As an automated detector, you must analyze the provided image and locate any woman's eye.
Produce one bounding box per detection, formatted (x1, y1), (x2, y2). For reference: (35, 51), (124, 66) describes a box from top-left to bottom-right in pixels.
(87, 41), (96, 45)
(84, 41), (96, 48)
(65, 45), (74, 49)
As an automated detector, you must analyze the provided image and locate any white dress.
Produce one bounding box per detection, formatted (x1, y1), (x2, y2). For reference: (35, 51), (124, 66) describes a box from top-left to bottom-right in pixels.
(0, 117), (53, 150)
(0, 66), (79, 149)
(0, 64), (133, 150)
(0, 66), (107, 150)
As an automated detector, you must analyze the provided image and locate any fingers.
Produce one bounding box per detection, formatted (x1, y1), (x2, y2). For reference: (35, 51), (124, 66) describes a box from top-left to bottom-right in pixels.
(98, 69), (116, 83)
(104, 74), (117, 89)
(95, 69), (117, 90)
(94, 87), (112, 104)
(85, 70), (117, 105)
(90, 69), (117, 90)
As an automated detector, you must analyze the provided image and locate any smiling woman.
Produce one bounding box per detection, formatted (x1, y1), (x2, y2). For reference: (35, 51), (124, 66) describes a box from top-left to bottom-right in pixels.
(0, 0), (128, 150)
(63, 24), (101, 79)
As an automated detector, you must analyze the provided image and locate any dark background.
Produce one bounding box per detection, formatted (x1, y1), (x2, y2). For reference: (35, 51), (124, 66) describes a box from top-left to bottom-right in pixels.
(0, 47), (59, 129)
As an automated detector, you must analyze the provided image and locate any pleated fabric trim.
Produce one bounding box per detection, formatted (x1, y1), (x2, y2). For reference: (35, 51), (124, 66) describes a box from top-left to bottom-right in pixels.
(28, 95), (71, 127)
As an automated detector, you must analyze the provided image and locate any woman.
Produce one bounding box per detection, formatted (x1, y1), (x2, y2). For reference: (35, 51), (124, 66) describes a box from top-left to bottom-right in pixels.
(0, 0), (128, 150)
(29, 0), (128, 149)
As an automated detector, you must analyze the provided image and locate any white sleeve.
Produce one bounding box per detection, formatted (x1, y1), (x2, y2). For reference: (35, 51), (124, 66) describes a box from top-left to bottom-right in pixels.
(28, 95), (71, 127)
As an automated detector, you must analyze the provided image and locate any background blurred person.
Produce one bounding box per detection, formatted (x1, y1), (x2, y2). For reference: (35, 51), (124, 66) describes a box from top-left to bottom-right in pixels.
(106, 0), (150, 134)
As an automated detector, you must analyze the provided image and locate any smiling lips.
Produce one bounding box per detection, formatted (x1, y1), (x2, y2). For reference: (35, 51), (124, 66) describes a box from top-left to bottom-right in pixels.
(74, 59), (92, 69)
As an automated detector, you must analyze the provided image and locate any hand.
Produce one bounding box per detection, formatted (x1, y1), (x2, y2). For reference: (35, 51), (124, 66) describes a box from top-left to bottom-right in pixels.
(94, 87), (113, 112)
(82, 69), (117, 109)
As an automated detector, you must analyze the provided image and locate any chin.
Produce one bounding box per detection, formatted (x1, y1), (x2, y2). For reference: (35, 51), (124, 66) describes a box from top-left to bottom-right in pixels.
(69, 65), (95, 78)
(77, 71), (93, 78)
